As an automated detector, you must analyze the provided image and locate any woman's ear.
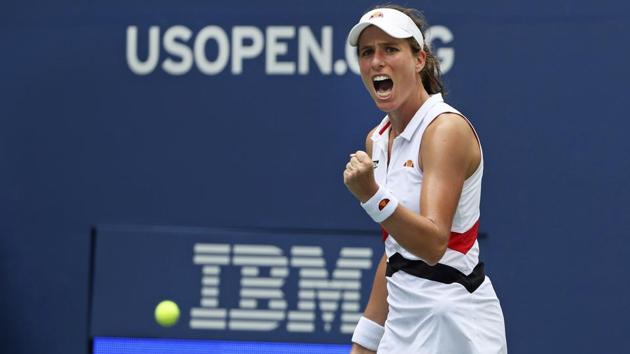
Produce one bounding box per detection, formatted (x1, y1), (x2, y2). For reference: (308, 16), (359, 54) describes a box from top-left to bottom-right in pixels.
(416, 49), (427, 73)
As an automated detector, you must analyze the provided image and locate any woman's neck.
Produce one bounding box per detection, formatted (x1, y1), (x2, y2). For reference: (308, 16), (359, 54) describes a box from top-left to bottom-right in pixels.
(388, 88), (431, 136)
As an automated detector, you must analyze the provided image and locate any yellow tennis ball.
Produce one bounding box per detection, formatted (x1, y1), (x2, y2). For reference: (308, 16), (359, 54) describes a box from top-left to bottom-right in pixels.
(154, 300), (180, 327)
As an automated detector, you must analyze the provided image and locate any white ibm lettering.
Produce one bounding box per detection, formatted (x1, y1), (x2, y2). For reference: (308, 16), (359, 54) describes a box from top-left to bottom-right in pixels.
(288, 246), (370, 333)
(190, 243), (372, 334)
(126, 25), (455, 76)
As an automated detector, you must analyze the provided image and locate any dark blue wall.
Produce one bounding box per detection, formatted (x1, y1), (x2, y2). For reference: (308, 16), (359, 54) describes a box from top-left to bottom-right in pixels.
(2, 0), (630, 353)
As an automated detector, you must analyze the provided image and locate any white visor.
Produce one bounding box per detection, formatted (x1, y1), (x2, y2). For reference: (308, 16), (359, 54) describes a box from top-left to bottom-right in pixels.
(347, 8), (424, 49)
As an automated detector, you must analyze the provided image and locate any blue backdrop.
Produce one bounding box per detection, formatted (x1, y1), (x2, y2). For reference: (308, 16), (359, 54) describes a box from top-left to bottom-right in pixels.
(2, 0), (630, 353)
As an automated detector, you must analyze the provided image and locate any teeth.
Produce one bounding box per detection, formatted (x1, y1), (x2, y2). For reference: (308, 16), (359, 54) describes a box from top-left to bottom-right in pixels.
(376, 89), (392, 98)
(373, 75), (390, 82)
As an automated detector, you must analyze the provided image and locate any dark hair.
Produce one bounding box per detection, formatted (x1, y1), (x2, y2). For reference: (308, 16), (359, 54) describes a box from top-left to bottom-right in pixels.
(365, 4), (446, 95)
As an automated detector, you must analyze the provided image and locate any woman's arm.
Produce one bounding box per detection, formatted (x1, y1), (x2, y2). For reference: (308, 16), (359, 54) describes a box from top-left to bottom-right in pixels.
(350, 253), (388, 353)
(350, 129), (388, 353)
(344, 114), (480, 265)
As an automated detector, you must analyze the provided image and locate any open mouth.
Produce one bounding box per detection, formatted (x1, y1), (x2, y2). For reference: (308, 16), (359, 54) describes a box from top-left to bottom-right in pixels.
(373, 75), (393, 98)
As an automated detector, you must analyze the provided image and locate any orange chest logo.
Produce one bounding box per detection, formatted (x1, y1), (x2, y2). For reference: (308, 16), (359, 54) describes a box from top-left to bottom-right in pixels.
(403, 160), (414, 168)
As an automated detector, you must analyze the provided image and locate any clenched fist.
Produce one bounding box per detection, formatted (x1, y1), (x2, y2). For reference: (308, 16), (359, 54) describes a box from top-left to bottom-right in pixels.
(343, 150), (379, 203)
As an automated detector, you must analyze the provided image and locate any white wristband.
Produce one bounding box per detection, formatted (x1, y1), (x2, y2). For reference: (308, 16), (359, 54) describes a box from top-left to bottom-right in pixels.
(360, 186), (399, 223)
(352, 316), (384, 351)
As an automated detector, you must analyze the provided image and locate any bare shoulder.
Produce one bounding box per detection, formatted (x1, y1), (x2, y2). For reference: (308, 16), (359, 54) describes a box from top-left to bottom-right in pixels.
(421, 113), (480, 176)
(424, 113), (474, 141)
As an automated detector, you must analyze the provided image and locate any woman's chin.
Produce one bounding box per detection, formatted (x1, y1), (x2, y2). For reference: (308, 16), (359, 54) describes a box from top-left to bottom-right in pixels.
(371, 91), (396, 112)
(374, 99), (396, 113)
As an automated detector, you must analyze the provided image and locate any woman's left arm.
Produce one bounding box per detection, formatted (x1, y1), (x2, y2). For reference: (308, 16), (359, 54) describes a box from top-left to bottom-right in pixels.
(383, 113), (479, 264)
(344, 113), (479, 265)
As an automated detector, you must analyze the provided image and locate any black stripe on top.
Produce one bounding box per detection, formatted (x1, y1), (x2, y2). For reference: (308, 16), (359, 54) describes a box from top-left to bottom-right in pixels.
(386, 252), (485, 293)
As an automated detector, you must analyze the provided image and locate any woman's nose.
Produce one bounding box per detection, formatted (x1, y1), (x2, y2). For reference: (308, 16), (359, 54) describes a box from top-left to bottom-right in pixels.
(371, 50), (385, 70)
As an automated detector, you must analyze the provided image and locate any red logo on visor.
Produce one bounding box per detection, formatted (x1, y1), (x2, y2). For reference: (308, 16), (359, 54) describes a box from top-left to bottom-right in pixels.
(369, 11), (383, 19)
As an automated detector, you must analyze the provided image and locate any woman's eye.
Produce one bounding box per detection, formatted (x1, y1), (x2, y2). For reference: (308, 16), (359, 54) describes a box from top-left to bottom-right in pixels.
(361, 49), (373, 57)
(386, 47), (398, 53)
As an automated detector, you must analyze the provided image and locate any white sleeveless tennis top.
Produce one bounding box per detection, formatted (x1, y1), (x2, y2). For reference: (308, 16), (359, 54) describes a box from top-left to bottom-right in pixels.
(370, 93), (482, 275)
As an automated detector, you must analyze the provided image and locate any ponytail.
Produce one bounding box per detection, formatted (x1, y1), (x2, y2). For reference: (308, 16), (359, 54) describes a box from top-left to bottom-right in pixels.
(421, 44), (445, 95)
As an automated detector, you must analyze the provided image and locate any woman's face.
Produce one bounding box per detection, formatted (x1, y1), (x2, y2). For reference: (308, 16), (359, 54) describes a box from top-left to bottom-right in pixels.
(357, 26), (425, 114)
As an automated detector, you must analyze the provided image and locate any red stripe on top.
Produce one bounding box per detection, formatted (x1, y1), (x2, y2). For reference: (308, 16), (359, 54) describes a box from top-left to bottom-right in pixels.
(378, 121), (391, 135)
(381, 226), (389, 241)
(380, 219), (479, 255)
(448, 219), (480, 254)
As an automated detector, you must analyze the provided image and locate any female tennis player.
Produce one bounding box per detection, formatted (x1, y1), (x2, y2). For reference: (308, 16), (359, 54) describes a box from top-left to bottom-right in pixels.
(343, 5), (507, 353)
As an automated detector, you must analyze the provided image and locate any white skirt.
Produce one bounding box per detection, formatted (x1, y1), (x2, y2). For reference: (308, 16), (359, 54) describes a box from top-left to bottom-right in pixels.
(378, 272), (507, 354)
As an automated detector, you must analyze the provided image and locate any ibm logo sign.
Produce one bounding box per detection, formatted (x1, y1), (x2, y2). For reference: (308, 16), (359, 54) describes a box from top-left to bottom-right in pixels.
(189, 243), (373, 334)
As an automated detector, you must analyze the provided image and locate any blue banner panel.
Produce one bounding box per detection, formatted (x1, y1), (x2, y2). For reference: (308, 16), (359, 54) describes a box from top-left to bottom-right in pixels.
(93, 337), (351, 354)
(90, 226), (382, 344)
